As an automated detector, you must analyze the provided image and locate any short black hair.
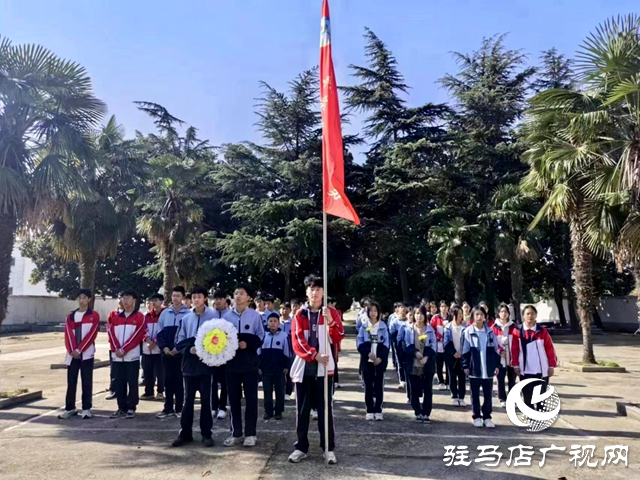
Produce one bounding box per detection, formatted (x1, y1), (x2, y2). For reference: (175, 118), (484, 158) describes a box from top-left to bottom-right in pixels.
(291, 298), (301, 305)
(235, 284), (255, 298)
(185, 292), (192, 300)
(148, 293), (164, 302)
(439, 300), (448, 307)
(282, 302), (291, 309)
(120, 290), (138, 300)
(267, 312), (280, 321)
(191, 285), (208, 297)
(304, 274), (323, 289)
(497, 303), (510, 313)
(366, 301), (381, 319)
(226, 298), (231, 306)
(254, 292), (264, 301)
(77, 289), (92, 299)
(471, 305), (487, 320)
(212, 289), (226, 299)
(522, 304), (538, 315)
(264, 294), (275, 302)
(172, 286), (186, 295)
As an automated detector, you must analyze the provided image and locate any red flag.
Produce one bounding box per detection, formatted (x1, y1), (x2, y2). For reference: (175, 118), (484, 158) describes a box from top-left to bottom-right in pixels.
(320, 0), (360, 225)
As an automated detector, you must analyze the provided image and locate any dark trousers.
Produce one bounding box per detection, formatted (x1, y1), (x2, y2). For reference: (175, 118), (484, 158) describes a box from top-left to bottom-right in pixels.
(227, 369), (259, 438)
(403, 364), (412, 400)
(409, 372), (434, 416)
(142, 354), (164, 396)
(394, 345), (406, 383)
(436, 352), (448, 384)
(285, 371), (293, 395)
(113, 360), (140, 412)
(211, 365), (228, 411)
(520, 374), (548, 410)
(497, 364), (517, 401)
(294, 376), (335, 453)
(263, 373), (285, 416)
(180, 374), (213, 440)
(108, 358), (116, 392)
(162, 354), (183, 413)
(448, 359), (466, 400)
(362, 363), (384, 413)
(65, 357), (94, 411)
(470, 377), (493, 420)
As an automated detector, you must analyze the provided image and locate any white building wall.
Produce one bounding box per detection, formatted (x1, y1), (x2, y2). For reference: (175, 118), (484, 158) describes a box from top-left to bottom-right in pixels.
(9, 245), (56, 296)
(4, 296), (119, 327)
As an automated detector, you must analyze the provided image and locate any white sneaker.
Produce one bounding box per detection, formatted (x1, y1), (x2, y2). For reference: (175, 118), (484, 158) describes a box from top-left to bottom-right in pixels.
(288, 449), (308, 463)
(290, 392), (296, 400)
(374, 413), (383, 421)
(258, 381), (263, 388)
(243, 436), (257, 447)
(500, 401), (506, 408)
(223, 436), (242, 447)
(312, 409), (318, 420)
(324, 451), (337, 465)
(452, 399), (460, 406)
(217, 409), (227, 419)
(81, 409), (92, 419)
(58, 409), (77, 419)
(458, 399), (466, 407)
(438, 383), (447, 390)
(473, 418), (484, 428)
(398, 381), (406, 389)
(365, 413), (375, 421)
(484, 419), (496, 428)
(285, 394), (291, 401)
(334, 383), (341, 389)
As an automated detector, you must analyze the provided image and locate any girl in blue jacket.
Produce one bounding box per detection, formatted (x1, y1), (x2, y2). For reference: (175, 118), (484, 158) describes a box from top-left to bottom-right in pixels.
(462, 306), (501, 428)
(404, 306), (437, 423)
(444, 306), (467, 406)
(357, 301), (389, 421)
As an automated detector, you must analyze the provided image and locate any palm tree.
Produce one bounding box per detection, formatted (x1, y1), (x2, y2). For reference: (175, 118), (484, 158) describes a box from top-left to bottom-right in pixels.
(483, 185), (538, 323)
(429, 217), (484, 304)
(0, 37), (106, 325)
(136, 155), (209, 303)
(49, 116), (145, 293)
(523, 15), (640, 363)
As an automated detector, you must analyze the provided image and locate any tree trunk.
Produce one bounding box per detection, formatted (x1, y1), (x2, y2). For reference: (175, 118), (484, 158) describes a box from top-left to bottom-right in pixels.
(553, 282), (567, 327)
(162, 244), (177, 305)
(568, 211), (597, 364)
(283, 269), (292, 302)
(511, 255), (523, 324)
(560, 222), (580, 332)
(453, 271), (466, 305)
(483, 256), (496, 317)
(0, 213), (17, 327)
(397, 252), (410, 303)
(80, 251), (98, 309)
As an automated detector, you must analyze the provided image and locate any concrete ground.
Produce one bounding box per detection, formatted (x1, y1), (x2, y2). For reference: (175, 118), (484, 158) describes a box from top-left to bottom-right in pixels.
(0, 329), (638, 479)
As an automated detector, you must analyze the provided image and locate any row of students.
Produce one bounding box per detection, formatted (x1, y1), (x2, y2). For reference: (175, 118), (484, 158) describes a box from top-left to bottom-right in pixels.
(362, 300), (557, 427)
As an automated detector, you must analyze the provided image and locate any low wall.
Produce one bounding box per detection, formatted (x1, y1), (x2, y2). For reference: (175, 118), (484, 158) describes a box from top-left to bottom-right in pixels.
(2, 295), (119, 332)
(529, 296), (639, 333)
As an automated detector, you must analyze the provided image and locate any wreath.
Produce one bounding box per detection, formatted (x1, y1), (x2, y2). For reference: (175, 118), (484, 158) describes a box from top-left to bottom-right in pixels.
(195, 319), (238, 367)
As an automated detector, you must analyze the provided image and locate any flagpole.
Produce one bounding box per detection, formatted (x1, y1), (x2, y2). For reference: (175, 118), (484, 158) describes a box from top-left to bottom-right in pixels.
(322, 211), (329, 465)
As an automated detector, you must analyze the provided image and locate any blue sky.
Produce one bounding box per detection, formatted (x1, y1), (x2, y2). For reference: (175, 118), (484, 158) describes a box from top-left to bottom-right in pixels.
(1, 0), (637, 153)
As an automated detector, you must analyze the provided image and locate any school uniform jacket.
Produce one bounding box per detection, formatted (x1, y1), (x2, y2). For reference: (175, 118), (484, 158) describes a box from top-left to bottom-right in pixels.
(443, 323), (466, 357)
(402, 324), (437, 372)
(356, 321), (390, 374)
(510, 324), (557, 377)
(290, 306), (344, 382)
(176, 307), (217, 376)
(223, 307), (265, 373)
(430, 314), (450, 353)
(491, 320), (517, 367)
(259, 328), (291, 376)
(157, 304), (191, 353)
(461, 325), (501, 378)
(107, 310), (147, 362)
(64, 309), (100, 366)
(142, 308), (164, 355)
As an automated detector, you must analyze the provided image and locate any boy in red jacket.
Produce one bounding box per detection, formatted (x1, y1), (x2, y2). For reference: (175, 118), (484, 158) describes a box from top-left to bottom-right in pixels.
(59, 289), (100, 420)
(107, 290), (147, 419)
(287, 275), (344, 466)
(510, 305), (558, 411)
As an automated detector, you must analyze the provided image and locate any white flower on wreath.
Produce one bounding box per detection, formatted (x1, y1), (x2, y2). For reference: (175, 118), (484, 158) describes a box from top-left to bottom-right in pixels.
(195, 319), (239, 367)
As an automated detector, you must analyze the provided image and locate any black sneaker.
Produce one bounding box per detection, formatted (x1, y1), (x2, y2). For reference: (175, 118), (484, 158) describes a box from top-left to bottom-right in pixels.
(125, 410), (136, 419)
(274, 413), (283, 420)
(263, 413), (273, 420)
(155, 410), (174, 419)
(423, 416), (431, 424)
(109, 410), (126, 419)
(140, 394), (154, 400)
(172, 436), (193, 447)
(202, 437), (214, 447)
